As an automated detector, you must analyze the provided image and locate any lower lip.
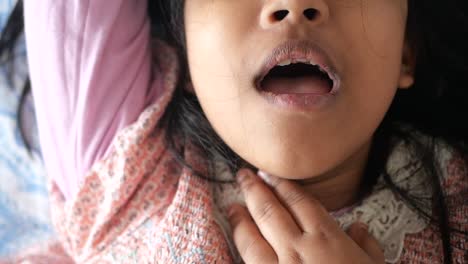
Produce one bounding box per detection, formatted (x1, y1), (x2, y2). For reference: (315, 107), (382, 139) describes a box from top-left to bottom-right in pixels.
(259, 91), (336, 112)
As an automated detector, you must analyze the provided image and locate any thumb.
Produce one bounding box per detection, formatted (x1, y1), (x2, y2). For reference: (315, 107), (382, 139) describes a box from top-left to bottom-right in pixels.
(347, 223), (385, 264)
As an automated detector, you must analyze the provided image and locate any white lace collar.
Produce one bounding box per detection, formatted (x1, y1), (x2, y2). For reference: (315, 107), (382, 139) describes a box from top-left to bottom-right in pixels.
(333, 139), (436, 263)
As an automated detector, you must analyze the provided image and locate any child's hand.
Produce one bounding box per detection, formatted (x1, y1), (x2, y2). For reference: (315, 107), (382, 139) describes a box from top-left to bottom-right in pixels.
(229, 169), (385, 264)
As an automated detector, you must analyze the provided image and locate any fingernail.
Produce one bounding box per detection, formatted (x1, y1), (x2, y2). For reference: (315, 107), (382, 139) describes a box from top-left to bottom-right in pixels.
(257, 170), (277, 187)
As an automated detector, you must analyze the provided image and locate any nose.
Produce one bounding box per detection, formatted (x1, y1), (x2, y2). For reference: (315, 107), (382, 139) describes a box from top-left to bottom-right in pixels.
(260, 0), (329, 29)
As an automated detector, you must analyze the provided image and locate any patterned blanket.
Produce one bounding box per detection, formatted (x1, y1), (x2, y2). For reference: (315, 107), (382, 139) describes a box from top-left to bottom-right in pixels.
(0, 0), (54, 258)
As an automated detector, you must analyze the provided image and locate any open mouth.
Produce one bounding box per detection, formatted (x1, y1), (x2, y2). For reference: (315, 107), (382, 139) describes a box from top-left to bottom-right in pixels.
(254, 41), (340, 111)
(259, 60), (334, 95)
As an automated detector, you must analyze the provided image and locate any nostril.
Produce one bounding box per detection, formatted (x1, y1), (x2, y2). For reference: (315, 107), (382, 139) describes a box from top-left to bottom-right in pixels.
(303, 8), (319, 20)
(273, 10), (289, 21)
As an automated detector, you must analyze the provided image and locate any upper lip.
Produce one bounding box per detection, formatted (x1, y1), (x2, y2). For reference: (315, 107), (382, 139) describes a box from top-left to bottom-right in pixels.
(254, 40), (341, 93)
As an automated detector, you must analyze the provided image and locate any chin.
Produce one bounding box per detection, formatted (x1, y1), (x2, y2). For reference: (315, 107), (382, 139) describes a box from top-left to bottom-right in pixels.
(245, 148), (337, 180)
(257, 164), (329, 181)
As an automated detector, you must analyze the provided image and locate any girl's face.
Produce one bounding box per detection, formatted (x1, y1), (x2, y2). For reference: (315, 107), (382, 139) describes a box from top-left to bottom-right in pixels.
(184, 0), (413, 180)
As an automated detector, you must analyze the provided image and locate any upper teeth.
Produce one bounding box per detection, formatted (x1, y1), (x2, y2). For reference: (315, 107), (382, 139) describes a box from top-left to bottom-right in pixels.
(277, 60), (293, 66)
(276, 59), (328, 75)
(277, 59), (318, 67)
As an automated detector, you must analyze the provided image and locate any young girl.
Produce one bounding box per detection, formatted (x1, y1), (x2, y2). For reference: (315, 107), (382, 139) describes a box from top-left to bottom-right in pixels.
(1, 0), (467, 263)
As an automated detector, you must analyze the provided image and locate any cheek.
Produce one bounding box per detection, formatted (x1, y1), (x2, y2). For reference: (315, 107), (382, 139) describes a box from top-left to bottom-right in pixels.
(335, 0), (408, 119)
(184, 1), (261, 148)
(360, 0), (408, 48)
(185, 19), (250, 144)
(185, 2), (256, 100)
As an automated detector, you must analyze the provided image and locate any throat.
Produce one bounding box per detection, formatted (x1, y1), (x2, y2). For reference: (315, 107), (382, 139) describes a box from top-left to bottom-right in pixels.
(299, 177), (362, 212)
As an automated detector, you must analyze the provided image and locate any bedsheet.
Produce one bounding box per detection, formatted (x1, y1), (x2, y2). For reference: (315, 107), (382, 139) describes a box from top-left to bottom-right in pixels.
(0, 1), (54, 258)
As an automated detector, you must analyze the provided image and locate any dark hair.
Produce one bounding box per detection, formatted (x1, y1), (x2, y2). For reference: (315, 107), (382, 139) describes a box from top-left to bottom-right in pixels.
(2, 1), (467, 262)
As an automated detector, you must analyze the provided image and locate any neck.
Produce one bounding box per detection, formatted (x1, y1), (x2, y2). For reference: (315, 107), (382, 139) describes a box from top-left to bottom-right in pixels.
(297, 142), (371, 212)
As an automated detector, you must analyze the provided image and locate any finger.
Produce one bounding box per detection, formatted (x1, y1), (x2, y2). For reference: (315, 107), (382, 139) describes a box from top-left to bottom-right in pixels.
(228, 204), (278, 264)
(261, 172), (339, 234)
(347, 223), (385, 264)
(237, 169), (302, 249)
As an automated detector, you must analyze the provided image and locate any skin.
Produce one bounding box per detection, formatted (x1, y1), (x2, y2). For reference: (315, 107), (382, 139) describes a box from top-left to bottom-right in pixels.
(184, 0), (414, 262)
(184, 0), (414, 211)
(230, 169), (385, 263)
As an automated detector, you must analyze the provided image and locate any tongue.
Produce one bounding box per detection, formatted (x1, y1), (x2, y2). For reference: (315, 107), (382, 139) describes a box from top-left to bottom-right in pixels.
(262, 76), (331, 94)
